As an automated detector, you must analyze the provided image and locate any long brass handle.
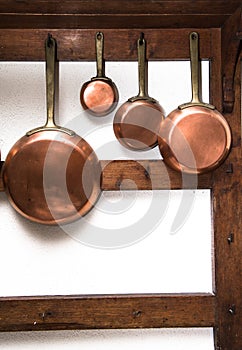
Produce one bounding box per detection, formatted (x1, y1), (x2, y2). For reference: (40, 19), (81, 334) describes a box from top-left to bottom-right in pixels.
(179, 32), (215, 110)
(27, 34), (74, 136)
(190, 32), (201, 104)
(96, 32), (105, 78)
(45, 34), (57, 128)
(129, 34), (156, 103)
(137, 35), (148, 98)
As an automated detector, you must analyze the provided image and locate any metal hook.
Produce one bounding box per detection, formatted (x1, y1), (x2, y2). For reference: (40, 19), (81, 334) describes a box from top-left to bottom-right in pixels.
(47, 33), (52, 47)
(139, 32), (145, 45)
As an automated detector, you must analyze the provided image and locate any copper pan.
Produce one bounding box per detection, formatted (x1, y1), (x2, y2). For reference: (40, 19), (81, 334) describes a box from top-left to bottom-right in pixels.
(113, 34), (165, 151)
(2, 35), (101, 225)
(158, 32), (231, 174)
(80, 32), (119, 117)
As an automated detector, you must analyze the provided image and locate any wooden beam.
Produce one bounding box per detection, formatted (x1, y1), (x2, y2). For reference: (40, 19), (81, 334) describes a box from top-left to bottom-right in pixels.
(0, 29), (212, 61)
(0, 14), (229, 30)
(0, 293), (215, 331)
(0, 0), (240, 15)
(213, 37), (242, 350)
(0, 0), (241, 29)
(221, 6), (242, 113)
(101, 160), (213, 190)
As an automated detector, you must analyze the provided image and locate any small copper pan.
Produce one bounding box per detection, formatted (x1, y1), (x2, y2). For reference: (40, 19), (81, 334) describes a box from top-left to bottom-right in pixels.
(2, 35), (101, 225)
(158, 32), (231, 174)
(80, 32), (119, 116)
(113, 34), (165, 151)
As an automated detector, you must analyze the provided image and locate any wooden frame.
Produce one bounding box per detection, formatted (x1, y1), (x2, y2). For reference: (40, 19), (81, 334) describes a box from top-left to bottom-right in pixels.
(0, 2), (241, 350)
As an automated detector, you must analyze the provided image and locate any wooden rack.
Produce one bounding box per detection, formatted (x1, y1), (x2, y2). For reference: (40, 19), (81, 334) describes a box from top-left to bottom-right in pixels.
(0, 2), (241, 350)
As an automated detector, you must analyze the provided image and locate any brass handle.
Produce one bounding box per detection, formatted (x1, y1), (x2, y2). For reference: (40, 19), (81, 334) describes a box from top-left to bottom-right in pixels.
(45, 34), (57, 128)
(27, 34), (74, 136)
(96, 32), (105, 78)
(138, 35), (148, 98)
(179, 32), (215, 110)
(190, 31), (201, 104)
(129, 34), (156, 103)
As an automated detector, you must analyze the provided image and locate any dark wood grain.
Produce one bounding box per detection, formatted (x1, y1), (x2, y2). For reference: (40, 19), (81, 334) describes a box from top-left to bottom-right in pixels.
(0, 293), (215, 331)
(101, 160), (213, 190)
(0, 0), (240, 15)
(0, 14), (229, 30)
(221, 6), (242, 113)
(0, 0), (241, 29)
(213, 55), (242, 350)
(0, 29), (212, 61)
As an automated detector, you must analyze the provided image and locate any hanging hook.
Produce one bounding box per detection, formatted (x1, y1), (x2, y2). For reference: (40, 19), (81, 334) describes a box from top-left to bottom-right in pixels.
(139, 32), (145, 45)
(47, 33), (52, 47)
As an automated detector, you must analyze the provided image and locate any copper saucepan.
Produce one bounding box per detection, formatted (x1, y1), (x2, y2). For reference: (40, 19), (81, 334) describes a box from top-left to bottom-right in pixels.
(158, 32), (231, 174)
(2, 35), (101, 225)
(113, 35), (165, 151)
(80, 32), (119, 116)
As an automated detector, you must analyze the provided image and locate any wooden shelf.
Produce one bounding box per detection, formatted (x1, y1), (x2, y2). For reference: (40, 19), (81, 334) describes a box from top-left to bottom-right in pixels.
(0, 0), (241, 29)
(0, 293), (215, 331)
(0, 2), (241, 349)
(0, 28), (212, 61)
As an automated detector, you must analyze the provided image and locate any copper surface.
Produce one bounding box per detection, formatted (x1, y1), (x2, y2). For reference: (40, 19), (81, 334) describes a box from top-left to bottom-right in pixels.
(80, 79), (118, 116)
(158, 106), (231, 174)
(3, 131), (101, 225)
(113, 100), (165, 151)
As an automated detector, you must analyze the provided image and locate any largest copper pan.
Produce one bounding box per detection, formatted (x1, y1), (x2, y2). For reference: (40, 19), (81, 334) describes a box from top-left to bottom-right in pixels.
(158, 32), (231, 174)
(2, 35), (101, 225)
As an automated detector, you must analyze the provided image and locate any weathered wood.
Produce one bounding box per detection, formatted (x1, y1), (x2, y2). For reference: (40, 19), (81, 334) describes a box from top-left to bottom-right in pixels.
(0, 14), (229, 30)
(0, 0), (240, 15)
(221, 6), (242, 113)
(101, 160), (213, 190)
(213, 50), (242, 350)
(0, 293), (215, 331)
(0, 29), (212, 61)
(0, 0), (241, 29)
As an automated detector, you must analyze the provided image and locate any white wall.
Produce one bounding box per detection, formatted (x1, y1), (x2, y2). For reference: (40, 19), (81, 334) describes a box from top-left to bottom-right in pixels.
(0, 61), (214, 348)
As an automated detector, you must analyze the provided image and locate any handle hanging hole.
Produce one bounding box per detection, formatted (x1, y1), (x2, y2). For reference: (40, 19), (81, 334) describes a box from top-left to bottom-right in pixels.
(139, 32), (145, 45)
(96, 32), (102, 40)
(47, 33), (52, 47)
(191, 32), (198, 41)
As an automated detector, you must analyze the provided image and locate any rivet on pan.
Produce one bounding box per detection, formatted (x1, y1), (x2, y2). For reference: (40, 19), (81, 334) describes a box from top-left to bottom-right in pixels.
(225, 163), (233, 173)
(227, 232), (234, 244)
(228, 305), (236, 315)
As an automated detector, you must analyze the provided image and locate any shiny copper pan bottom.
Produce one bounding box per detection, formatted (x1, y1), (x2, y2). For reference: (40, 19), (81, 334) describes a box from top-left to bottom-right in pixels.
(81, 80), (118, 116)
(158, 106), (231, 174)
(114, 100), (165, 151)
(3, 131), (101, 225)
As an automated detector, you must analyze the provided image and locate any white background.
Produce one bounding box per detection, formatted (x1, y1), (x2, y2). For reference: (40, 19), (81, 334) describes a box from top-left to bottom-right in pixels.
(0, 61), (214, 348)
